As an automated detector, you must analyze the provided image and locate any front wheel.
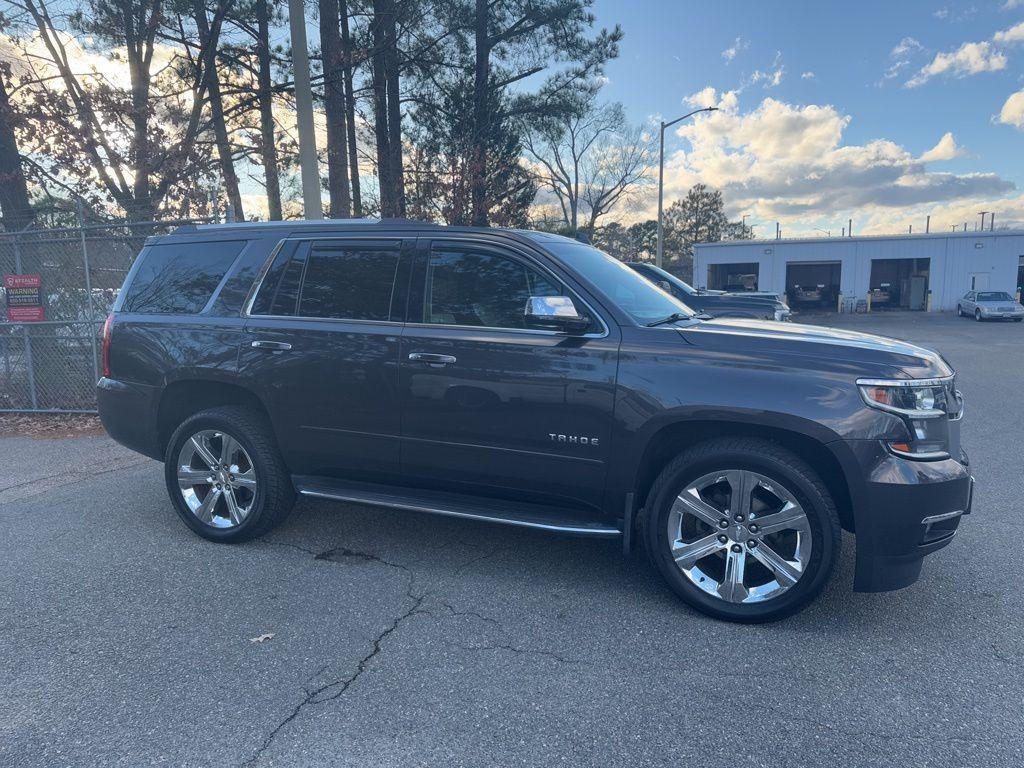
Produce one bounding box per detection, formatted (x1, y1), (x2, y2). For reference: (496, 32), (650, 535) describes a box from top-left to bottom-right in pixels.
(164, 406), (295, 542)
(956, 305), (963, 317)
(975, 309), (983, 322)
(644, 438), (840, 622)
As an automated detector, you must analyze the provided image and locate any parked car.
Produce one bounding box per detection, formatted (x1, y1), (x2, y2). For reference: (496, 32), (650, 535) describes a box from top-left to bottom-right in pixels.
(627, 262), (791, 321)
(98, 221), (971, 622)
(956, 290), (1024, 322)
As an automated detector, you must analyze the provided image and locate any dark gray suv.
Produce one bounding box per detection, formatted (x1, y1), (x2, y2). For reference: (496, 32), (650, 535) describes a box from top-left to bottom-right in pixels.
(97, 220), (972, 622)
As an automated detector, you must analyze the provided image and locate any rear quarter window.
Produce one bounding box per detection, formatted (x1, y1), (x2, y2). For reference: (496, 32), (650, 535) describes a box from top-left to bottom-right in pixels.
(121, 240), (245, 314)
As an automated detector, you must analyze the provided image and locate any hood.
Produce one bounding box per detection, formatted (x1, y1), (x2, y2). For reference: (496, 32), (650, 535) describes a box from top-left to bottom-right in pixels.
(676, 317), (952, 380)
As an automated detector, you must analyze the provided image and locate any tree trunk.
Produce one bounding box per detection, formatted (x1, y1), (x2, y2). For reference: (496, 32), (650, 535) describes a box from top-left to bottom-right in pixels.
(195, 0), (244, 219)
(0, 72), (35, 230)
(319, 0), (351, 217)
(340, 0), (362, 215)
(125, 33), (154, 221)
(470, 0), (490, 227)
(370, 0), (393, 216)
(383, 0), (404, 216)
(256, 0), (283, 220)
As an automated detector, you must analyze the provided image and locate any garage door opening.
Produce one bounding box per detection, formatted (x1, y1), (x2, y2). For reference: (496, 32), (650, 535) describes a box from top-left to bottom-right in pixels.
(869, 258), (930, 311)
(785, 261), (841, 311)
(707, 263), (759, 292)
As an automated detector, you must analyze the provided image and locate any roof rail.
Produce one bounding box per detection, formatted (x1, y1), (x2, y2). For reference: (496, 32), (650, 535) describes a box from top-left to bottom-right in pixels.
(177, 217), (383, 232)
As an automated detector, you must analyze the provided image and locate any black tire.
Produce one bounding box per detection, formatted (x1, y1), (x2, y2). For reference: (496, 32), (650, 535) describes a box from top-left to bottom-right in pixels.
(643, 437), (840, 623)
(163, 406), (295, 542)
(956, 305), (963, 317)
(975, 309), (983, 322)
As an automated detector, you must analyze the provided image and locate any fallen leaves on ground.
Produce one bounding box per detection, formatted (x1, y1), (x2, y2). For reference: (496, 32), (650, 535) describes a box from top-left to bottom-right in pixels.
(249, 633), (275, 644)
(0, 413), (106, 439)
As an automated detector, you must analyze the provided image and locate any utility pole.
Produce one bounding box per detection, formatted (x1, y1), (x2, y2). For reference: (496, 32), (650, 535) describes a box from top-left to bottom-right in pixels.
(926, 215), (930, 233)
(288, 0), (323, 219)
(656, 107), (718, 267)
(979, 211), (989, 231)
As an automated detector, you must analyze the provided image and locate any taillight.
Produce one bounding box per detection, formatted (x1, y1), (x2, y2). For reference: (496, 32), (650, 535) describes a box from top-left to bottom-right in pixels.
(101, 313), (114, 378)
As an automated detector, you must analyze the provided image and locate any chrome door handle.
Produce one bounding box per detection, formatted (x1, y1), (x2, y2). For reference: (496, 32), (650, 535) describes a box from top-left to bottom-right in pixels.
(408, 352), (456, 366)
(251, 340), (292, 351)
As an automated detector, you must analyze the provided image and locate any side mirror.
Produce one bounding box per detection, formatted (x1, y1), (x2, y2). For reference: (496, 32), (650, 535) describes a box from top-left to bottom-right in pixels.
(524, 296), (590, 333)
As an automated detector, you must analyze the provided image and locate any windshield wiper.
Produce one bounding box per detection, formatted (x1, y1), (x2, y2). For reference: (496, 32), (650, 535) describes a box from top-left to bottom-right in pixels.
(645, 312), (692, 327)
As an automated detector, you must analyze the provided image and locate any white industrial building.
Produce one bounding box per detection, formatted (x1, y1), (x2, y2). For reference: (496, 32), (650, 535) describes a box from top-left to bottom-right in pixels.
(693, 230), (1024, 312)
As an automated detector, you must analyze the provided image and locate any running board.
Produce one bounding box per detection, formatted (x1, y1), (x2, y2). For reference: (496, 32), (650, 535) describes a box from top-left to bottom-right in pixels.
(292, 476), (622, 537)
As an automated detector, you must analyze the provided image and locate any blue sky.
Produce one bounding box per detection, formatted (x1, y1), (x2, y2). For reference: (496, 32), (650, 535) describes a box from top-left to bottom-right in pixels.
(590, 0), (1024, 234)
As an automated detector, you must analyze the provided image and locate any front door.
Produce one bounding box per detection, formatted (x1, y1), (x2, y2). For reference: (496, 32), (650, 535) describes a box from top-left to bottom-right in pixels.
(398, 238), (620, 513)
(240, 237), (412, 481)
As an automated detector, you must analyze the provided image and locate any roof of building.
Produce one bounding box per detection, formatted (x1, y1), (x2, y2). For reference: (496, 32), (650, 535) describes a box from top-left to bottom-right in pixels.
(695, 229), (1024, 249)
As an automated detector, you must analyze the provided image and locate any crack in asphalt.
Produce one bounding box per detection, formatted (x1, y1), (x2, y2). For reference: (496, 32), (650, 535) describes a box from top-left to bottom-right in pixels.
(243, 540), (579, 765)
(0, 457), (151, 500)
(431, 599), (502, 628)
(242, 583), (426, 767)
(454, 642), (585, 665)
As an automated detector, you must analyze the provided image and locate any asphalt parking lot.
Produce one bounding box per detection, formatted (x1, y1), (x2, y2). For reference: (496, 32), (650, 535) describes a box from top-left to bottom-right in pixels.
(2, 312), (1022, 767)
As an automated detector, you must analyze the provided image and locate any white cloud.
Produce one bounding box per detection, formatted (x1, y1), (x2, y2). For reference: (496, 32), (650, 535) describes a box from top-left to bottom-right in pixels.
(906, 41), (1007, 86)
(721, 36), (748, 63)
(748, 53), (785, 89)
(934, 8), (949, 19)
(684, 86), (720, 109)
(801, 71), (815, 80)
(999, 89), (1024, 129)
(650, 90), (1017, 232)
(919, 132), (965, 162)
(1003, 1), (1023, 11)
(891, 37), (923, 58)
(993, 21), (1024, 45)
(906, 21), (1024, 87)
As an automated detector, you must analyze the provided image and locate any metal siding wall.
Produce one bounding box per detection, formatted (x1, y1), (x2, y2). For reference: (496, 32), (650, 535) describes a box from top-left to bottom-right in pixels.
(695, 233), (1024, 311)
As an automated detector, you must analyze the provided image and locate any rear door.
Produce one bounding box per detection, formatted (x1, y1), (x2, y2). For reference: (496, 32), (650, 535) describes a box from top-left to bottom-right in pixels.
(239, 236), (413, 481)
(398, 236), (620, 512)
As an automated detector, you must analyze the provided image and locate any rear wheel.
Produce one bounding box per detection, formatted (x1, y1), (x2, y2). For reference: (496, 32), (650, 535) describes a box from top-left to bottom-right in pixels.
(644, 438), (840, 622)
(164, 406), (295, 542)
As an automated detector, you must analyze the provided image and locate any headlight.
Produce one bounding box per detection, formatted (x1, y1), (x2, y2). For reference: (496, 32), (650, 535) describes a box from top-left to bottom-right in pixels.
(856, 377), (953, 460)
(856, 378), (947, 418)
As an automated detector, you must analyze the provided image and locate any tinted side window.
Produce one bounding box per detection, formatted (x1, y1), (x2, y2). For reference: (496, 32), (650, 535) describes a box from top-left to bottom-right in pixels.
(425, 248), (564, 329)
(122, 240), (244, 314)
(298, 243), (400, 320)
(250, 244), (308, 316)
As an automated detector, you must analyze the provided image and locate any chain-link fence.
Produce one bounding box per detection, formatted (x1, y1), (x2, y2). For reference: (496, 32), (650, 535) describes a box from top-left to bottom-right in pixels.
(0, 217), (209, 412)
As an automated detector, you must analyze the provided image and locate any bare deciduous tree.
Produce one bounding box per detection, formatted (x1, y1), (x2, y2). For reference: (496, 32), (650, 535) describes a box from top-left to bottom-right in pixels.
(525, 100), (652, 235)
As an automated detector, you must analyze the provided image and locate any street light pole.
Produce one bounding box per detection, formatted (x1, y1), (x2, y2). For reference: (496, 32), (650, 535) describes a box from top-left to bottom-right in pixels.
(288, 0), (323, 219)
(656, 107), (718, 268)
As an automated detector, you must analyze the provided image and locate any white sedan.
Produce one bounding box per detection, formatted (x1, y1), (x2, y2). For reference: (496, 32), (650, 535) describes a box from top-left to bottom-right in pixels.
(957, 290), (1024, 322)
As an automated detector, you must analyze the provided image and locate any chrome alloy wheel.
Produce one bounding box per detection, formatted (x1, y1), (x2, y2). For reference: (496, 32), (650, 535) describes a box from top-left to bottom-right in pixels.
(667, 470), (812, 604)
(176, 430), (257, 528)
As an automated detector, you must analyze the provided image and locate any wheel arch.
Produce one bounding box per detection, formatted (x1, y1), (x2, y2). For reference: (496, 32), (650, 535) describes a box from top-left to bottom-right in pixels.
(631, 417), (856, 534)
(156, 378), (271, 456)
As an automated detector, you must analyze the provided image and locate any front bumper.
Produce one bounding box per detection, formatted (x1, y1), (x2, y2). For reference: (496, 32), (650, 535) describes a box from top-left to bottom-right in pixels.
(844, 441), (972, 592)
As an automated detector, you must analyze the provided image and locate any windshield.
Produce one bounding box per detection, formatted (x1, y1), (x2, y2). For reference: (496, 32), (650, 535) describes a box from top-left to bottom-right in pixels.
(528, 235), (694, 323)
(977, 291), (1013, 302)
(642, 264), (697, 295)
